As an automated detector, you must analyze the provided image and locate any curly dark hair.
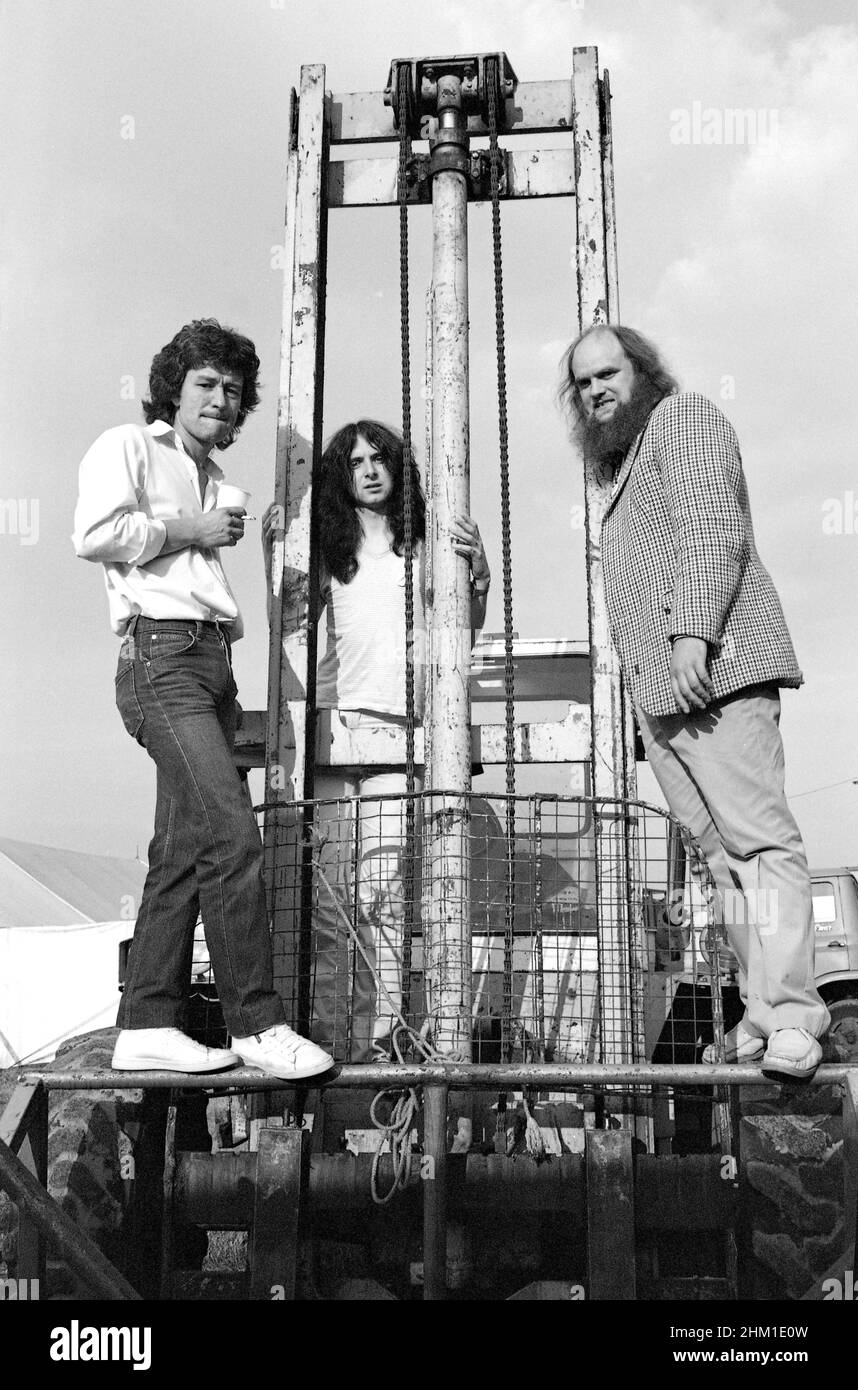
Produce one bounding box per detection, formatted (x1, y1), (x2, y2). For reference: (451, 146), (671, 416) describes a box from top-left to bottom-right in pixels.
(315, 420), (426, 584)
(143, 318), (261, 448)
(558, 324), (679, 424)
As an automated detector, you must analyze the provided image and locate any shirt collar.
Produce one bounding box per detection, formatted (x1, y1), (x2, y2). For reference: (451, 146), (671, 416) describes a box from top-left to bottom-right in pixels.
(148, 419), (224, 478)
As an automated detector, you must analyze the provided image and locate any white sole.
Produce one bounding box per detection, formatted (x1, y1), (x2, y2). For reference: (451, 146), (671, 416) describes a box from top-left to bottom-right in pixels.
(761, 1057), (820, 1082)
(702, 1045), (764, 1064)
(111, 1055), (240, 1073)
(235, 1058), (334, 1081)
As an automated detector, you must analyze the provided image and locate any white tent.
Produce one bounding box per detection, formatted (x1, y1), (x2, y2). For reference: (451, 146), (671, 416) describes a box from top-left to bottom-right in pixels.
(0, 837), (147, 1067)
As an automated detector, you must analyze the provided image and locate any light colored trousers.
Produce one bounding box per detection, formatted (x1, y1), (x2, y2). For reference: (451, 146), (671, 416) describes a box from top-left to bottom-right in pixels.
(637, 687), (829, 1040)
(312, 712), (422, 1061)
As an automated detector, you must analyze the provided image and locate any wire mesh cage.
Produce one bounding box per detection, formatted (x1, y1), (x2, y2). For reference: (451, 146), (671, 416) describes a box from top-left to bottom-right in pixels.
(260, 791), (730, 1077)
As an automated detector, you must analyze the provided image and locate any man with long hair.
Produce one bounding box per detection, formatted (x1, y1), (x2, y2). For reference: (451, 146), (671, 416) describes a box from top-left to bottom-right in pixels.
(74, 319), (333, 1080)
(263, 419), (490, 1058)
(561, 324), (829, 1081)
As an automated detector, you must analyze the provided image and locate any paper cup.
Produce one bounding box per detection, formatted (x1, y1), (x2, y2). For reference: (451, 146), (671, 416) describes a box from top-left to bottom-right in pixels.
(218, 484), (251, 511)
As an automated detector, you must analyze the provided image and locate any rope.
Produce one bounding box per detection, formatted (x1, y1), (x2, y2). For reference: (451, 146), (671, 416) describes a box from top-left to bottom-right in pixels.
(311, 838), (466, 1205)
(494, 1089), (546, 1160)
(368, 1023), (430, 1206)
(396, 64), (417, 1023)
(486, 58), (518, 1068)
(520, 1094), (547, 1161)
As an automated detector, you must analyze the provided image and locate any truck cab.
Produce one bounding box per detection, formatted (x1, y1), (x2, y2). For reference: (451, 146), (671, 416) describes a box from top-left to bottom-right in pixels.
(811, 868), (858, 1060)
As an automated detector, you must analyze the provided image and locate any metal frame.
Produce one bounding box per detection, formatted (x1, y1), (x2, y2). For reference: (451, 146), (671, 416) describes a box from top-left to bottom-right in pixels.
(3, 49), (850, 1310)
(3, 1066), (857, 1301)
(260, 48), (617, 786)
(258, 47), (637, 1066)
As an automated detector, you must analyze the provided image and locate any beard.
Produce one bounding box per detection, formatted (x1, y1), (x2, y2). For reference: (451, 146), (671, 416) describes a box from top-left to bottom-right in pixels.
(576, 379), (665, 471)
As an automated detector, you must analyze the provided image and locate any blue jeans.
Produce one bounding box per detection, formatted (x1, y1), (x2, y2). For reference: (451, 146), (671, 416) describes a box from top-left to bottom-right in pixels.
(114, 616), (285, 1037)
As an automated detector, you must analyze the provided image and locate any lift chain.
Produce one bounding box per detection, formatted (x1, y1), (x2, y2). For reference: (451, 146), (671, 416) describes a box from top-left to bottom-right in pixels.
(486, 57), (518, 1064)
(397, 63), (416, 1023)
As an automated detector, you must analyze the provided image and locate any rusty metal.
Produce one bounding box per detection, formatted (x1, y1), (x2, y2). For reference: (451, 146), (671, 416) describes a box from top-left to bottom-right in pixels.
(586, 1129), (636, 1298)
(175, 1150), (257, 1228)
(484, 57), (518, 1069)
(265, 63), (327, 804)
(424, 69), (472, 1058)
(422, 1083), (448, 1300)
(600, 68), (620, 327)
(385, 53), (517, 134)
(332, 76), (562, 145)
(572, 47), (636, 1071)
(265, 62), (328, 1035)
(396, 62), (417, 1022)
(327, 146), (566, 208)
(0, 1080), (45, 1154)
(159, 1099), (178, 1299)
(20, 1063), (858, 1090)
(237, 696), (593, 768)
(635, 1153), (737, 1228)
(0, 1133), (140, 1300)
(249, 1127), (305, 1300)
(171, 1148), (737, 1225)
(0, 1081), (47, 1287)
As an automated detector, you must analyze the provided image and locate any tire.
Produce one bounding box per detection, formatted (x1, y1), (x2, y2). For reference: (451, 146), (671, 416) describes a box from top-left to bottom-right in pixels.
(44, 1029), (148, 1296)
(0, 1030), (148, 1294)
(2, 1030), (236, 1296)
(826, 997), (858, 1063)
(0, 1064), (26, 1273)
(740, 1044), (845, 1299)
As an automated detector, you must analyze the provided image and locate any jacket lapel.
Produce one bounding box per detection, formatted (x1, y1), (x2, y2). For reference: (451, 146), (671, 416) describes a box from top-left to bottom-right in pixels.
(602, 414), (652, 521)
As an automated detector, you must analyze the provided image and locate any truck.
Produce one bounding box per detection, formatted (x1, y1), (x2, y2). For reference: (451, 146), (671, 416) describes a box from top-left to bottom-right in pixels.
(649, 867), (858, 1067)
(809, 868), (858, 1059)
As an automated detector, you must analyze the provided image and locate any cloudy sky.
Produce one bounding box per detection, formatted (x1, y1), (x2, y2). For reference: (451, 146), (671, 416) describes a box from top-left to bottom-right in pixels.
(2, 0), (856, 868)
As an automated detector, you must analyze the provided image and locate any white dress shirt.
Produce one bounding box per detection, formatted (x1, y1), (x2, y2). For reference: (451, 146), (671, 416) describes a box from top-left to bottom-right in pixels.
(72, 419), (244, 638)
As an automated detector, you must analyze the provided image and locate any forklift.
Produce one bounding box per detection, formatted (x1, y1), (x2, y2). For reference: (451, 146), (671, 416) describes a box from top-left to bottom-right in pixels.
(1, 48), (857, 1303)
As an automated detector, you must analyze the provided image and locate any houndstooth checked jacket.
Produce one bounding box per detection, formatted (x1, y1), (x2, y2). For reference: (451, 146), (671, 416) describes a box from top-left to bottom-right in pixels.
(600, 391), (803, 717)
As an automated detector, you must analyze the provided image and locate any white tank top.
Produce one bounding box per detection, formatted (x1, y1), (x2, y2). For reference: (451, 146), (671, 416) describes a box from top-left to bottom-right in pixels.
(315, 543), (426, 719)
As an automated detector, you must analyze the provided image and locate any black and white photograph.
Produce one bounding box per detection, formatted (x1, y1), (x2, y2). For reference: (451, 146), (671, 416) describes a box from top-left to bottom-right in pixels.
(0, 0), (856, 1366)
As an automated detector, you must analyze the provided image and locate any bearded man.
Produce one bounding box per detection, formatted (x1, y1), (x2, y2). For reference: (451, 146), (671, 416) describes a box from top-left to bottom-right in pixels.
(561, 324), (828, 1081)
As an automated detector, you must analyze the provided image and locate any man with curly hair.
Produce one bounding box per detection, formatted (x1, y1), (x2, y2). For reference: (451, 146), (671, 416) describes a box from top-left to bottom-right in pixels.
(561, 324), (829, 1081)
(73, 319), (333, 1080)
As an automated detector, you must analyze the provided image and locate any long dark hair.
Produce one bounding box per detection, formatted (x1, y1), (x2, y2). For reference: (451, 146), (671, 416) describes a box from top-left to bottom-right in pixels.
(315, 420), (426, 584)
(143, 318), (261, 448)
(558, 324), (679, 425)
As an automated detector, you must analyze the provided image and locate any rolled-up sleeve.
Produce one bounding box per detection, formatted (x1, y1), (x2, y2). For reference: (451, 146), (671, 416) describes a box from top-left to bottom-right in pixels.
(72, 425), (167, 564)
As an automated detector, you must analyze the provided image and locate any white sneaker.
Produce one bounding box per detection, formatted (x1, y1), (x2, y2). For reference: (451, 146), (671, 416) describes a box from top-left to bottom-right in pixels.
(702, 1020), (765, 1065)
(112, 1027), (240, 1073)
(762, 1028), (823, 1082)
(231, 1023), (334, 1081)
